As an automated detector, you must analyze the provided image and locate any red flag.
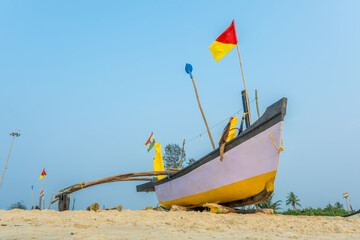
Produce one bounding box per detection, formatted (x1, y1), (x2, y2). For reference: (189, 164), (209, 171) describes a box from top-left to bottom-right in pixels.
(209, 20), (238, 62)
(39, 168), (47, 180)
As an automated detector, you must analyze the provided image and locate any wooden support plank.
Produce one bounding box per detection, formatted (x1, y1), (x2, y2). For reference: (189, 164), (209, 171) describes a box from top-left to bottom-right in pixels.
(54, 171), (175, 199)
(170, 205), (192, 211)
(203, 203), (236, 214)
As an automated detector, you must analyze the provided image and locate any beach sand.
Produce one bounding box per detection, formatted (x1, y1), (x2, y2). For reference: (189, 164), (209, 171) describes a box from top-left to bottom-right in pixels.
(0, 209), (359, 239)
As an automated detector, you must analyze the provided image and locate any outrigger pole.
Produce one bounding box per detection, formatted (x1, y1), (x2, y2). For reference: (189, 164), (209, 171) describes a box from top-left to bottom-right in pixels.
(236, 44), (252, 125)
(185, 63), (216, 150)
(50, 170), (177, 205)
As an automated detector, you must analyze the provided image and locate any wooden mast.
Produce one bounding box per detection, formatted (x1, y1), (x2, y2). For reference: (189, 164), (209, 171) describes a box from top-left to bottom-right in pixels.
(185, 63), (216, 150)
(236, 44), (252, 125)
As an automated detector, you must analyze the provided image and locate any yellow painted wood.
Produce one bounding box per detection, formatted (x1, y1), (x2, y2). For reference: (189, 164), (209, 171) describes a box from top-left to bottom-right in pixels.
(159, 171), (277, 209)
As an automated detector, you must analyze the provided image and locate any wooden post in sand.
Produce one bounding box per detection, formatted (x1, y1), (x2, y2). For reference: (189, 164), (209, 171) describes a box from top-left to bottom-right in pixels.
(48, 190), (54, 209)
(185, 63), (215, 150)
(31, 186), (34, 209)
(39, 195), (42, 209)
(58, 193), (70, 211)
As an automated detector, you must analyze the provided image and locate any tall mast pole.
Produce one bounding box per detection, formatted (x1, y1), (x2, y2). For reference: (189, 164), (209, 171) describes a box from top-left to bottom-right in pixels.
(236, 44), (252, 125)
(348, 195), (354, 212)
(345, 197), (349, 213)
(185, 63), (216, 150)
(0, 131), (20, 187)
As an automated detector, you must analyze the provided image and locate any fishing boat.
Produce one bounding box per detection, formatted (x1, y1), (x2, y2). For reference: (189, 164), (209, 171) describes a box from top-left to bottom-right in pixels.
(52, 21), (289, 211)
(137, 97), (287, 209)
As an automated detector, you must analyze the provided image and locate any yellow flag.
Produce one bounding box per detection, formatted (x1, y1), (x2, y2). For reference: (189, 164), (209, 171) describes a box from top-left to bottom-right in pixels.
(226, 117), (238, 142)
(153, 142), (165, 180)
(209, 20), (238, 62)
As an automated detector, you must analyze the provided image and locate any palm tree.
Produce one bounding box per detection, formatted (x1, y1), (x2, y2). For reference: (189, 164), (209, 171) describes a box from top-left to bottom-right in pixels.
(286, 192), (301, 211)
(325, 203), (333, 209)
(334, 202), (344, 209)
(326, 203), (335, 215)
(8, 201), (27, 210)
(256, 195), (282, 212)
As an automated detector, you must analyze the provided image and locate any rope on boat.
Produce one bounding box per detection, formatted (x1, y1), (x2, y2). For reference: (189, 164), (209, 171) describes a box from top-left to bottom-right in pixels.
(185, 98), (256, 144)
(270, 134), (284, 153)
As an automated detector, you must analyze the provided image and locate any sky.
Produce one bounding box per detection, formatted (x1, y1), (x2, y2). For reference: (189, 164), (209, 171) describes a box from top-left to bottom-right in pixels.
(0, 0), (359, 211)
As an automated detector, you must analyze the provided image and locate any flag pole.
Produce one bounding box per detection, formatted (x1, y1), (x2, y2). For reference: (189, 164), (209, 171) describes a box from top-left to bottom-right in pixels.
(185, 64), (216, 150)
(236, 44), (252, 125)
(39, 177), (44, 209)
(39, 195), (42, 209)
(345, 196), (349, 213)
(348, 195), (354, 212)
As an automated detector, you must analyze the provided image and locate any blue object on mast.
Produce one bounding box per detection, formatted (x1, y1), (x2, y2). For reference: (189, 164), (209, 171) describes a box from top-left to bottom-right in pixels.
(185, 63), (193, 74)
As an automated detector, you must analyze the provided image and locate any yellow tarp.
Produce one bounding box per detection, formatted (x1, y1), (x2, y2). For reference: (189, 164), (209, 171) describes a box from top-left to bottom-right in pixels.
(153, 142), (165, 180)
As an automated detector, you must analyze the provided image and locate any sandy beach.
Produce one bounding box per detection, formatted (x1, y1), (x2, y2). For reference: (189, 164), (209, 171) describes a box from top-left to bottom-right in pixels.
(0, 209), (359, 240)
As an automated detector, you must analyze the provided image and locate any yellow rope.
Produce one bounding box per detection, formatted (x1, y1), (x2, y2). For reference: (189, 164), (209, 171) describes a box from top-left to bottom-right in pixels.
(270, 134), (284, 153)
(80, 183), (83, 189)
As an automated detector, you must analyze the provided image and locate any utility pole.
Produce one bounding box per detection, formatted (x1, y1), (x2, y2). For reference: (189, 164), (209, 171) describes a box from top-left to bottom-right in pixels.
(0, 131), (20, 187)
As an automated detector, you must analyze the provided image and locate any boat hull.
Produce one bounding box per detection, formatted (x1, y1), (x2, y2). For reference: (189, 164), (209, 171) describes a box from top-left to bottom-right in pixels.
(137, 98), (287, 209)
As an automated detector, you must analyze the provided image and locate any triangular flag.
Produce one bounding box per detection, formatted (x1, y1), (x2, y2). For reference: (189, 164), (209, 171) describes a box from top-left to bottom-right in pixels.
(39, 168), (47, 180)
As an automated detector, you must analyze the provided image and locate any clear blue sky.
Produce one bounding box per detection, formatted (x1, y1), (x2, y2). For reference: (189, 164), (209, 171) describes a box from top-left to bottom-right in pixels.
(0, 0), (359, 210)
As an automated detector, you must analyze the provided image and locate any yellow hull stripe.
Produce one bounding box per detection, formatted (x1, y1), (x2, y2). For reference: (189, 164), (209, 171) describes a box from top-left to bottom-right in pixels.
(209, 41), (236, 62)
(159, 171), (277, 209)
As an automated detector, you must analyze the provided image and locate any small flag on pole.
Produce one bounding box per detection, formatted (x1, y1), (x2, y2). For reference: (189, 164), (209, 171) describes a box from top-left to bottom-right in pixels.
(40, 190), (44, 197)
(39, 168), (47, 180)
(145, 132), (155, 152)
(343, 192), (348, 198)
(31, 185), (33, 190)
(209, 20), (238, 62)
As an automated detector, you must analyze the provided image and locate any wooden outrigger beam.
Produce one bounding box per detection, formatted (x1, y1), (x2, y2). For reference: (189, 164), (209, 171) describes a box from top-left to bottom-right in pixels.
(50, 170), (176, 205)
